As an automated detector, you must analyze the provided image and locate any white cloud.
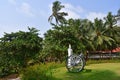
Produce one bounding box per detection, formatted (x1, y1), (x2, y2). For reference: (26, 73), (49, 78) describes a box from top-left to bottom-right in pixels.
(63, 3), (84, 13)
(8, 0), (35, 17)
(20, 3), (34, 16)
(39, 10), (47, 17)
(63, 9), (80, 19)
(17, 2), (35, 17)
(117, 20), (120, 26)
(86, 12), (107, 22)
(49, 3), (107, 21)
(62, 3), (84, 19)
(8, 0), (16, 5)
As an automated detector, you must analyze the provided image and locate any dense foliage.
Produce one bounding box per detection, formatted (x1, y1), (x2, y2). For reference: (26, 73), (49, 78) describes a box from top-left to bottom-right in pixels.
(0, 27), (42, 77)
(0, 1), (120, 78)
(44, 12), (120, 62)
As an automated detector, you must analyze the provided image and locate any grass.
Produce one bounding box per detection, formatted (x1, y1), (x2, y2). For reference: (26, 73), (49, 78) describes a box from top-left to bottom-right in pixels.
(52, 63), (120, 80)
(20, 62), (65, 80)
(1, 61), (120, 80)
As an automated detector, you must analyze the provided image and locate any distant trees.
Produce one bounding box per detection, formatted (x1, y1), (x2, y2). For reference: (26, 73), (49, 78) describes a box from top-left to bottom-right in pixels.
(45, 6), (120, 61)
(0, 27), (43, 77)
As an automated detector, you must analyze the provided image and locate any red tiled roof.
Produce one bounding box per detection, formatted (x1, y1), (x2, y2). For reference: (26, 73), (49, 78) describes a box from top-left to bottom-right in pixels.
(89, 47), (120, 53)
(112, 47), (120, 52)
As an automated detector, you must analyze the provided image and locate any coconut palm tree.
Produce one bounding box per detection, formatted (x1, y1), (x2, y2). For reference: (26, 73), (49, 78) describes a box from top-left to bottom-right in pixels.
(48, 1), (68, 25)
(90, 18), (115, 51)
(104, 12), (117, 28)
(104, 12), (120, 49)
(78, 19), (95, 51)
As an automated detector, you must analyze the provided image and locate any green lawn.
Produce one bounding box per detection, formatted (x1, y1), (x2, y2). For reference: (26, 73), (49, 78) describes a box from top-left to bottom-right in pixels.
(52, 63), (120, 80)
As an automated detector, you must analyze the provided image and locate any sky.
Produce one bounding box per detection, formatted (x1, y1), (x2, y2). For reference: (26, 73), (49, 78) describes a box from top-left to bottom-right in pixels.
(0, 0), (120, 37)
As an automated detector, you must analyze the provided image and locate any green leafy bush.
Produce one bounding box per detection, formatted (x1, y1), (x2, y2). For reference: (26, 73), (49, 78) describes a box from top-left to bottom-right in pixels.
(0, 27), (43, 77)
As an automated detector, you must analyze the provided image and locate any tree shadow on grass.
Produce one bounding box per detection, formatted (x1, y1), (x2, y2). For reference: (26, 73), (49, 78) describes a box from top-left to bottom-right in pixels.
(64, 69), (120, 80)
